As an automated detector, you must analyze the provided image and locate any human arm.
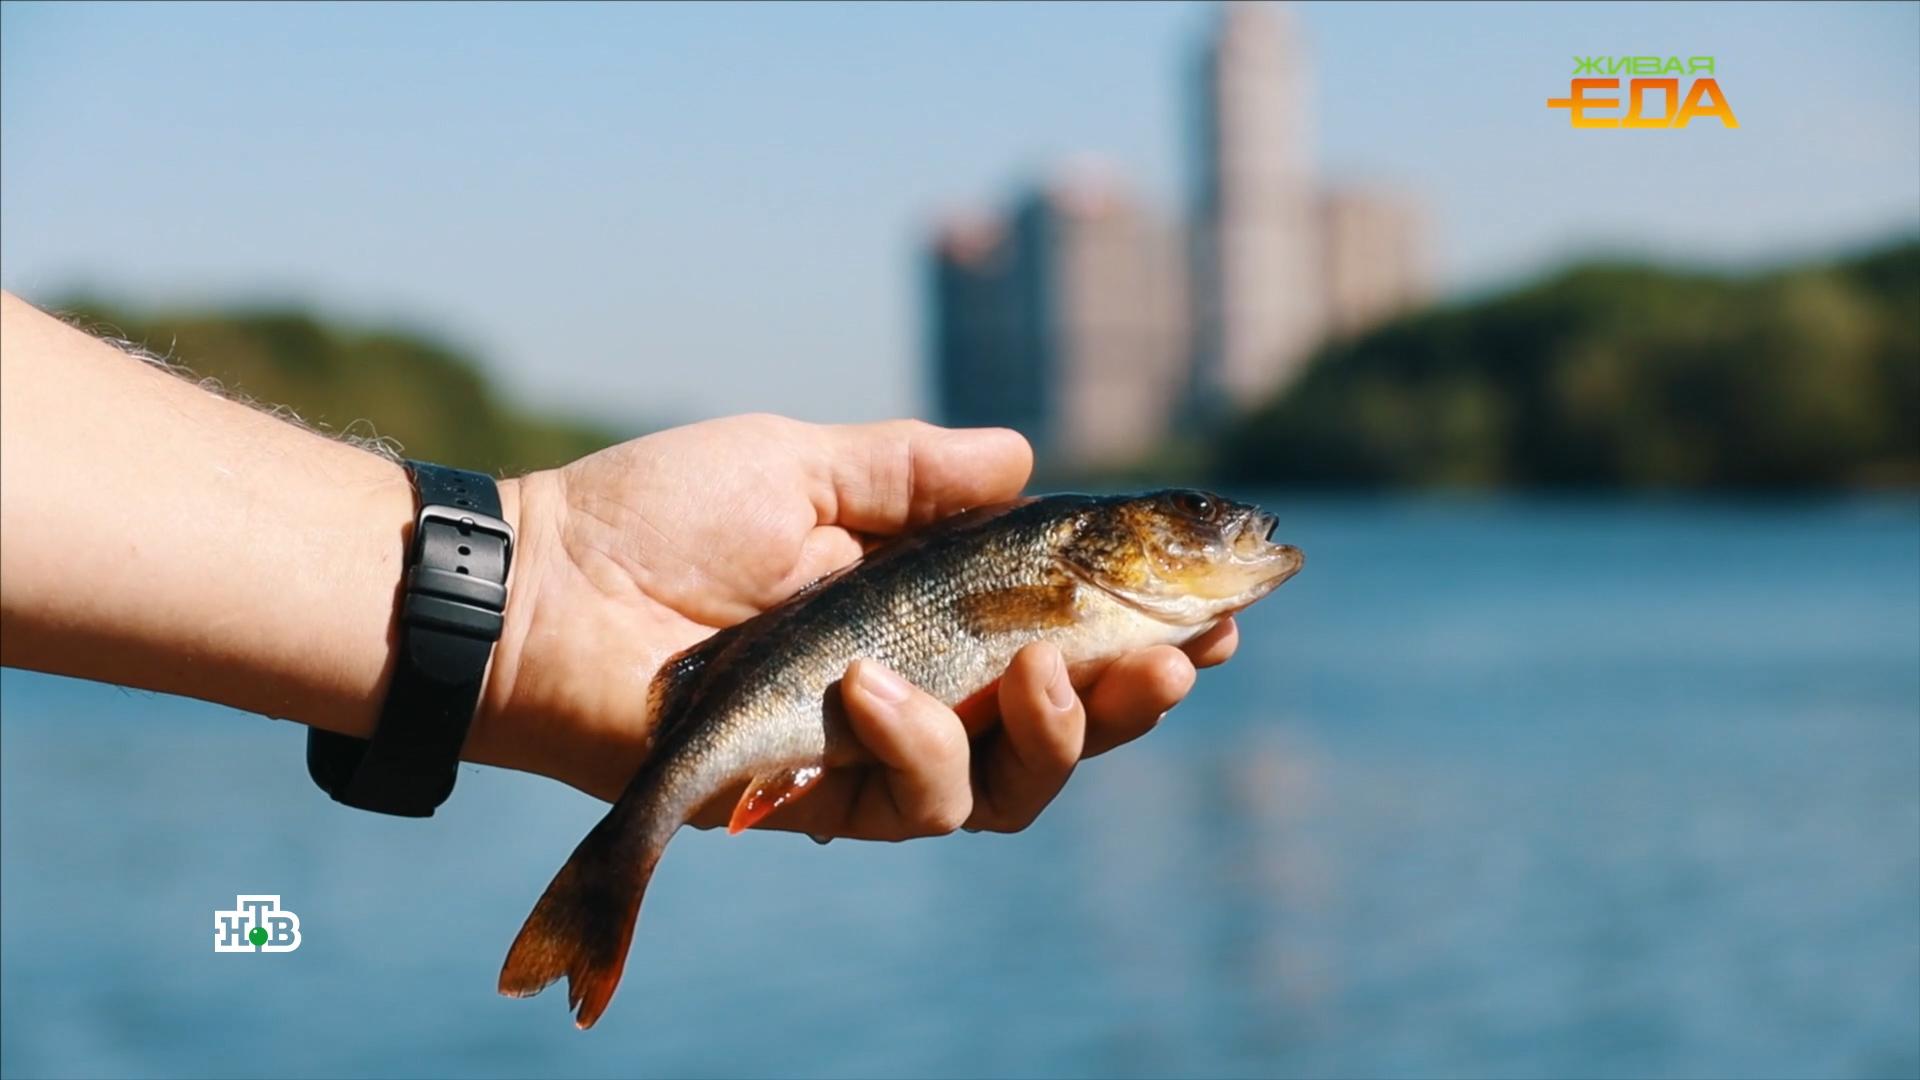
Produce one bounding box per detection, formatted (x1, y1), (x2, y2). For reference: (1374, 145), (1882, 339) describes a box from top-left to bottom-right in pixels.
(0, 290), (425, 736)
(0, 291), (1237, 837)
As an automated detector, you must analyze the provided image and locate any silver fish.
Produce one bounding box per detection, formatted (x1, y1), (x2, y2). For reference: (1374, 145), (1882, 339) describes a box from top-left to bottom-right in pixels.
(499, 489), (1304, 1027)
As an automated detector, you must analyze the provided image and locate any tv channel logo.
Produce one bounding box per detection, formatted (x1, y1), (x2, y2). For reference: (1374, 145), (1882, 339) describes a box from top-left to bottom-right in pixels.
(1548, 55), (1739, 129)
(214, 894), (302, 953)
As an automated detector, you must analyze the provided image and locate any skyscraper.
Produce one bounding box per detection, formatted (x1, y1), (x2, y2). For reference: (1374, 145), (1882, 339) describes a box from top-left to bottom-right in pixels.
(929, 171), (1187, 470)
(1190, 1), (1323, 414)
(1321, 187), (1431, 341)
(930, 212), (1041, 442)
(929, 2), (1431, 470)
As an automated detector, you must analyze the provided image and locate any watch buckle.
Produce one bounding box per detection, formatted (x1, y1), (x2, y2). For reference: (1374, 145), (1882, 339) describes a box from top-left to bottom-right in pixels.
(414, 505), (514, 569)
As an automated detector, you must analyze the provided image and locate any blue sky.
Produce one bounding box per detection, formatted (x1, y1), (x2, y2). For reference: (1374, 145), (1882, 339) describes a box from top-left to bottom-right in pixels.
(3, 1), (1915, 427)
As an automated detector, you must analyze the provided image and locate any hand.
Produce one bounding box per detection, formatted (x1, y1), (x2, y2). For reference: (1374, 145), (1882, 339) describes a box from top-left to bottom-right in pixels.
(469, 414), (1238, 839)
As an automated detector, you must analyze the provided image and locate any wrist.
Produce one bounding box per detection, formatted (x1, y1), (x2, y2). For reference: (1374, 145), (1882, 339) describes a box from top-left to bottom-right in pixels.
(462, 467), (555, 777)
(311, 457), (531, 814)
(460, 461), (672, 802)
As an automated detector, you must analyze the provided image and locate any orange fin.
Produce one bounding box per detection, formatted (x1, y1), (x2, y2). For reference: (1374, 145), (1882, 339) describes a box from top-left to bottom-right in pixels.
(952, 679), (1002, 739)
(727, 765), (827, 834)
(499, 809), (660, 1030)
(955, 584), (1077, 635)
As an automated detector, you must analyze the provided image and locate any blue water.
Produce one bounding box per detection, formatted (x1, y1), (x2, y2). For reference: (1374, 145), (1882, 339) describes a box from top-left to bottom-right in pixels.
(3, 499), (1917, 1079)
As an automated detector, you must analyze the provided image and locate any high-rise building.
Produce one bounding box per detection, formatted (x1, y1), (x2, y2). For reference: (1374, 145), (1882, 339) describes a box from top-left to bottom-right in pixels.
(930, 212), (1040, 442)
(1321, 187), (1431, 340)
(929, 172), (1187, 470)
(1190, 1), (1323, 414)
(929, 1), (1431, 470)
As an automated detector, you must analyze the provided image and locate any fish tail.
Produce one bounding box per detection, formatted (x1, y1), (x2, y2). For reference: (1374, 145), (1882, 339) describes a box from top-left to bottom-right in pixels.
(498, 806), (663, 1030)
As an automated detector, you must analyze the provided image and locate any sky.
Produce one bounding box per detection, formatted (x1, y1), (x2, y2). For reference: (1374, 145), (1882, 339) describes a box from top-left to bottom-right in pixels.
(3, 1), (1916, 428)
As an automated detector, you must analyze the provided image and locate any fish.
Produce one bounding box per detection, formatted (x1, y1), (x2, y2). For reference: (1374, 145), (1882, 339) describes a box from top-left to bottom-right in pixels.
(497, 489), (1304, 1028)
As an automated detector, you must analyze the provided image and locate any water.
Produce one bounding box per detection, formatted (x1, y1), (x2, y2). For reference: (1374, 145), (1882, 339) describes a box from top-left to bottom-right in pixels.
(3, 498), (1917, 1079)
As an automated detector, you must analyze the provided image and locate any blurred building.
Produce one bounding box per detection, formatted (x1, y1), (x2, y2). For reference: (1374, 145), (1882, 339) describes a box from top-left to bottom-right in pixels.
(1320, 186), (1431, 340)
(930, 171), (1188, 469)
(929, 1), (1430, 467)
(1190, 0), (1324, 415)
(930, 212), (1036, 441)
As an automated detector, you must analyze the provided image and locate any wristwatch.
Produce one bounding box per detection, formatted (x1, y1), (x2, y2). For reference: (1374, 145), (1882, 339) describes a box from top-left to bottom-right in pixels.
(306, 461), (514, 816)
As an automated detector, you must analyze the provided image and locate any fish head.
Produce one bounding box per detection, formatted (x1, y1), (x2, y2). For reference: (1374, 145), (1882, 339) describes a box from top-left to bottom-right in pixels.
(1055, 489), (1304, 626)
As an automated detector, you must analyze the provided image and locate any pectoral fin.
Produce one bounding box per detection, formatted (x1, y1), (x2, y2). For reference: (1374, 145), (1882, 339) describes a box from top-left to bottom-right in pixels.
(727, 765), (828, 834)
(955, 584), (1078, 635)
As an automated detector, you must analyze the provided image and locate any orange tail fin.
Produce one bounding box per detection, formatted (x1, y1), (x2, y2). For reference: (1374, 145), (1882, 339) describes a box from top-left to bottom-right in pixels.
(499, 816), (660, 1029)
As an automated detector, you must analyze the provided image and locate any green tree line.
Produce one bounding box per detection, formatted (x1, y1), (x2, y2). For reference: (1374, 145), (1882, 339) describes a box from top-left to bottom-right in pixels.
(55, 301), (626, 476)
(53, 237), (1919, 491)
(1216, 238), (1920, 489)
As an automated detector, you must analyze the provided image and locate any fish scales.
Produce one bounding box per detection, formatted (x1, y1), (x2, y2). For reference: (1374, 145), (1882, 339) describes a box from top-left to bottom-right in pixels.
(654, 500), (1069, 816)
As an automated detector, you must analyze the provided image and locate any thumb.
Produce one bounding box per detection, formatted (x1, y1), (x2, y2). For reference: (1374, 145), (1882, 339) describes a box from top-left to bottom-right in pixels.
(812, 420), (1031, 534)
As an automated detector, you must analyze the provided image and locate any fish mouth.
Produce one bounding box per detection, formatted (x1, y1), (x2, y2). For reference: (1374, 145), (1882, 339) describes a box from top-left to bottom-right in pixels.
(1060, 518), (1304, 627)
(1227, 510), (1301, 571)
(1209, 508), (1304, 608)
(1245, 542), (1305, 594)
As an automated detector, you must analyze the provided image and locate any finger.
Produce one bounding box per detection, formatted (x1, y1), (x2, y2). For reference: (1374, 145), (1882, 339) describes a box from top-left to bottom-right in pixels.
(810, 420), (1032, 534)
(1082, 646), (1195, 758)
(968, 643), (1085, 833)
(1183, 617), (1239, 669)
(839, 659), (974, 838)
(775, 525), (866, 596)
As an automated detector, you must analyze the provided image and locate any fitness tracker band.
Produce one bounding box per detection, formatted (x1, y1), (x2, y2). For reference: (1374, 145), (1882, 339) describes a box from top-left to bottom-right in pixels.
(306, 461), (514, 816)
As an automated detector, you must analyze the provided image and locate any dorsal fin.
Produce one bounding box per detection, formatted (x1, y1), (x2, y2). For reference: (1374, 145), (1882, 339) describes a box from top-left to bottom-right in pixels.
(643, 566), (850, 749)
(643, 624), (746, 750)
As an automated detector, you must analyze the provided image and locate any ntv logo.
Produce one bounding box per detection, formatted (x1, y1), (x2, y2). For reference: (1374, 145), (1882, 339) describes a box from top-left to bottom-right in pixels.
(214, 895), (302, 953)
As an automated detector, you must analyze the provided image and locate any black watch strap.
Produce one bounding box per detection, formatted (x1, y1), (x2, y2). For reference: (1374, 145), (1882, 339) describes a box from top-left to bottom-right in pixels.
(306, 461), (513, 817)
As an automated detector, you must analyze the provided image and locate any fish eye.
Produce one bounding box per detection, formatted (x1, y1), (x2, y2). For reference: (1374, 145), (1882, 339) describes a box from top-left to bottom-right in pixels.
(1168, 491), (1216, 520)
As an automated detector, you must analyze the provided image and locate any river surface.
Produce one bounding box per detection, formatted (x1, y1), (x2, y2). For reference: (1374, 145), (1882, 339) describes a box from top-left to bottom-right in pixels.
(3, 497), (1917, 1079)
